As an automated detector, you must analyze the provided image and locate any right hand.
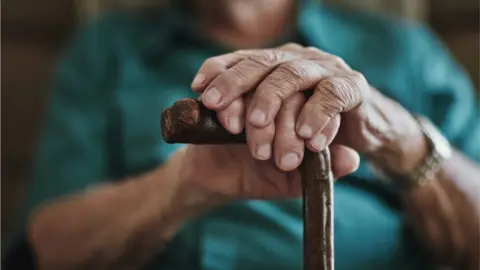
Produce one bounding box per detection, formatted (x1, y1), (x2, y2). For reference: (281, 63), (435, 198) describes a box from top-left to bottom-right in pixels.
(170, 79), (362, 213)
(173, 92), (360, 206)
(175, 134), (360, 205)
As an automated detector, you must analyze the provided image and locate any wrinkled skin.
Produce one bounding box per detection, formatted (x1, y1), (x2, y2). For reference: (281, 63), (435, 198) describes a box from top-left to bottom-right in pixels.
(176, 43), (423, 202)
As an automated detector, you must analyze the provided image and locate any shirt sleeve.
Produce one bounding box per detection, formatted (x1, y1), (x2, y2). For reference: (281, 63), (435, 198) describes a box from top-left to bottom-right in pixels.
(406, 26), (480, 163)
(4, 17), (117, 266)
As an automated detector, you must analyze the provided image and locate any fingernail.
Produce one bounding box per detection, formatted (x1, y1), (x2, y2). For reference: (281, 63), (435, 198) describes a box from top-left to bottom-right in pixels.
(298, 125), (313, 138)
(228, 116), (241, 133)
(191, 73), (206, 88)
(203, 87), (221, 105)
(311, 133), (327, 150)
(256, 144), (271, 160)
(249, 108), (266, 125)
(281, 153), (299, 169)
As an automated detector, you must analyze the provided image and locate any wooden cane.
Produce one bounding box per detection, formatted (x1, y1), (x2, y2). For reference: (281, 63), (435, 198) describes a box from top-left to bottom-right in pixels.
(161, 98), (334, 270)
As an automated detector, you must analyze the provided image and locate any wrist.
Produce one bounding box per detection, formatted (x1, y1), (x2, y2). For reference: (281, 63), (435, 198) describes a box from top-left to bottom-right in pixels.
(363, 92), (429, 175)
(159, 148), (227, 222)
(372, 119), (429, 174)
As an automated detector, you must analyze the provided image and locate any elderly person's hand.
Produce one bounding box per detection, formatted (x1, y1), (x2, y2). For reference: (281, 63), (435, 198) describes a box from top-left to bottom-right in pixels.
(191, 43), (426, 173)
(191, 44), (480, 269)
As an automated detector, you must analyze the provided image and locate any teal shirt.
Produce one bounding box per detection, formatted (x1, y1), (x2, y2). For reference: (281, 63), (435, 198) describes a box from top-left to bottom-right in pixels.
(7, 2), (479, 270)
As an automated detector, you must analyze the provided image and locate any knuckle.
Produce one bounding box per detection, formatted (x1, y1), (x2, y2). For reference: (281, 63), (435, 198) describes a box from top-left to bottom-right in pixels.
(277, 113), (297, 130)
(249, 50), (286, 68)
(305, 47), (325, 57)
(330, 56), (343, 64)
(205, 56), (225, 67)
(280, 121), (296, 131)
(315, 78), (348, 116)
(229, 66), (249, 82)
(228, 76), (244, 91)
(308, 49), (330, 59)
(280, 140), (303, 154)
(219, 68), (248, 91)
(234, 49), (250, 56)
(229, 98), (245, 112)
(250, 124), (275, 142)
(277, 61), (309, 84)
(306, 46), (321, 52)
(330, 77), (354, 101)
(262, 76), (297, 100)
(342, 75), (365, 105)
(331, 56), (349, 69)
(266, 125), (276, 139)
(281, 42), (303, 50)
(351, 70), (366, 81)
(275, 124), (302, 145)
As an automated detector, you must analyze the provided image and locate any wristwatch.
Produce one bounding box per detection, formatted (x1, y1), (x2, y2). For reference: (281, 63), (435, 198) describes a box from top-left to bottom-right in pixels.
(371, 116), (453, 188)
(400, 116), (452, 188)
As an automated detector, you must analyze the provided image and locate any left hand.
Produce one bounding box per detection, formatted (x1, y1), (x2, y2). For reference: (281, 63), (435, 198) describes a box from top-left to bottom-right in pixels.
(191, 43), (426, 173)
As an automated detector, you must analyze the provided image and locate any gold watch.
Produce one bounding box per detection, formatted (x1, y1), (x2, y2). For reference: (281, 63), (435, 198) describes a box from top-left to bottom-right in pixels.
(371, 116), (453, 188)
(402, 116), (452, 188)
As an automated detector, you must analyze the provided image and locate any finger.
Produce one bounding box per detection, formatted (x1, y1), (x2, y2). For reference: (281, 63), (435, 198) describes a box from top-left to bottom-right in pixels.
(245, 94), (275, 160)
(274, 93), (306, 171)
(247, 59), (335, 128)
(201, 50), (299, 110)
(191, 53), (245, 91)
(216, 98), (245, 134)
(296, 72), (368, 139)
(246, 122), (275, 161)
(329, 144), (360, 178)
(306, 114), (341, 152)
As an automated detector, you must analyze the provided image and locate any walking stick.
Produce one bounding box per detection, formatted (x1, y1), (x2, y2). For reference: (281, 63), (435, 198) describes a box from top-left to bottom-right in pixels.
(161, 98), (334, 270)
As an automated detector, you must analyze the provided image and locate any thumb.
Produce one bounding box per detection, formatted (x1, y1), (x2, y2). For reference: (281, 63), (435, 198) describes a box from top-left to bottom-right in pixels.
(329, 144), (360, 178)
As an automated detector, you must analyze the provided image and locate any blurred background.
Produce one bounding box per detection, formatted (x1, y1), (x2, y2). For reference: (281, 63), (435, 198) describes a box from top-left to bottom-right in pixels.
(2, 0), (479, 246)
